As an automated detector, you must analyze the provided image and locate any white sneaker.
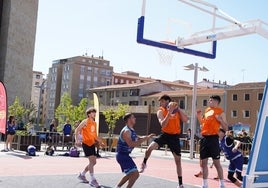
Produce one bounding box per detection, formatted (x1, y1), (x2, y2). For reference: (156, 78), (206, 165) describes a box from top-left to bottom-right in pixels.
(177, 184), (184, 188)
(139, 162), (147, 173)
(90, 179), (101, 188)
(77, 173), (89, 183)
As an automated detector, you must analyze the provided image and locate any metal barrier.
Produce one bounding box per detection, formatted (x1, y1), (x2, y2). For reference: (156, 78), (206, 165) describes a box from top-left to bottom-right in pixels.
(12, 135), (41, 151)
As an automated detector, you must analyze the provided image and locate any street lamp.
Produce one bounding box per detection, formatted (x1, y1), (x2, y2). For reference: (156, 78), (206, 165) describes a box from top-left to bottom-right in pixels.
(35, 80), (46, 127)
(184, 63), (209, 159)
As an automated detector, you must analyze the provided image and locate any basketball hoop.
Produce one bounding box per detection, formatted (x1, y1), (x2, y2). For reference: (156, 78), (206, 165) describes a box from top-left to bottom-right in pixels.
(156, 41), (175, 65)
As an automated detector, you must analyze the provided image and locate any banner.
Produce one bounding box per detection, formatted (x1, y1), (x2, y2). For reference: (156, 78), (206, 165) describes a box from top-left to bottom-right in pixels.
(0, 81), (7, 134)
(93, 93), (100, 136)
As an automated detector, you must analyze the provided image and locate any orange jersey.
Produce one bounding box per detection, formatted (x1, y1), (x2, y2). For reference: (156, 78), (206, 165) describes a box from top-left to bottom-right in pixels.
(201, 107), (223, 136)
(81, 118), (97, 147)
(160, 107), (181, 134)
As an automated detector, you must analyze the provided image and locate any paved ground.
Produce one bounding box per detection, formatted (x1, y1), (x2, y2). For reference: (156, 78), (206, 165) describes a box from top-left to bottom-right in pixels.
(0, 143), (244, 188)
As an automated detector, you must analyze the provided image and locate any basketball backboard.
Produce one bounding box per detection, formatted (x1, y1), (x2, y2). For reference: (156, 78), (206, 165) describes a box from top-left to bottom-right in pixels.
(136, 0), (268, 59)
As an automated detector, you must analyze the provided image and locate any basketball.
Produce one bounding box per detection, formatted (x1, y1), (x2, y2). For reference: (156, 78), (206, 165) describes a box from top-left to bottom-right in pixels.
(167, 102), (179, 114)
(168, 102), (178, 109)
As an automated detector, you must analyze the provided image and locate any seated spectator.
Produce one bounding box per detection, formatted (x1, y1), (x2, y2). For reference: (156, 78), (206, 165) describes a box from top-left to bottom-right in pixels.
(63, 120), (72, 136)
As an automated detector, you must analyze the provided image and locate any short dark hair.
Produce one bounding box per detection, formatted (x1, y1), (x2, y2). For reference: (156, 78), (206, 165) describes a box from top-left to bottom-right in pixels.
(86, 107), (96, 115)
(158, 94), (172, 102)
(219, 128), (226, 133)
(123, 113), (133, 122)
(210, 95), (221, 104)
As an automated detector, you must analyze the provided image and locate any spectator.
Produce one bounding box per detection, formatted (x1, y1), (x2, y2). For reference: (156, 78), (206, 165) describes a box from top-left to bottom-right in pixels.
(5, 116), (16, 151)
(49, 119), (57, 132)
(63, 120), (72, 136)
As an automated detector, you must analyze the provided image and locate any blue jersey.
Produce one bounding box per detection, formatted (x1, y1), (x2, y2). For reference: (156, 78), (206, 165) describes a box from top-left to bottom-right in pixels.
(220, 135), (242, 160)
(7, 121), (16, 133)
(63, 124), (72, 135)
(117, 126), (137, 154)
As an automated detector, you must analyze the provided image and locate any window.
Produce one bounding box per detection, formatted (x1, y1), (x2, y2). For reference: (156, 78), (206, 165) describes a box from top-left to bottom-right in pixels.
(179, 100), (185, 109)
(203, 99), (207, 106)
(80, 66), (85, 74)
(129, 101), (139, 106)
(129, 89), (139, 96)
(231, 110), (237, 118)
(114, 78), (118, 84)
(152, 100), (155, 106)
(244, 93), (250, 101)
(243, 110), (250, 118)
(35, 82), (40, 86)
(116, 91), (120, 97)
(232, 94), (237, 101)
(258, 93), (263, 100)
(80, 74), (84, 80)
(144, 101), (147, 106)
(36, 74), (41, 79)
(122, 91), (128, 97)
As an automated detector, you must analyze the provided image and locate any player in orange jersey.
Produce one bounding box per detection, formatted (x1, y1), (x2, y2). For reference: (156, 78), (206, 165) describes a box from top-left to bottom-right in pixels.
(197, 95), (228, 188)
(75, 107), (103, 188)
(139, 94), (188, 188)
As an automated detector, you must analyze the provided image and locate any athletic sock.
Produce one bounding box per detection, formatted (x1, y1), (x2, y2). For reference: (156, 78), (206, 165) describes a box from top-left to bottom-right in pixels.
(202, 179), (208, 187)
(81, 171), (87, 176)
(143, 158), (148, 164)
(220, 179), (224, 186)
(90, 173), (96, 180)
(178, 176), (183, 185)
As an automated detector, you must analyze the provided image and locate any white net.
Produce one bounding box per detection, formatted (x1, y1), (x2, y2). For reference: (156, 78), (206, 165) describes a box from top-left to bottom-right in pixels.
(156, 48), (174, 65)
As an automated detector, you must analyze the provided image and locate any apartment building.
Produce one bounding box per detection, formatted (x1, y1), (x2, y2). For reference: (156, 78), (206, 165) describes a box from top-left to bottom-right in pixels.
(226, 82), (265, 133)
(0, 0), (39, 105)
(46, 55), (113, 123)
(31, 71), (46, 123)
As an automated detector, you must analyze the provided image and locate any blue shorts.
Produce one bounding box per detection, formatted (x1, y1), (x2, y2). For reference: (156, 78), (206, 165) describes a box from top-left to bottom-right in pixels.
(228, 155), (244, 173)
(116, 153), (137, 175)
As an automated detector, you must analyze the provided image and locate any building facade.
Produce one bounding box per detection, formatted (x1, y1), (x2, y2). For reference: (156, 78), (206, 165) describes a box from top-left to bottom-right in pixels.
(0, 0), (39, 105)
(31, 71), (46, 124)
(88, 81), (174, 107)
(46, 55), (113, 124)
(225, 82), (265, 134)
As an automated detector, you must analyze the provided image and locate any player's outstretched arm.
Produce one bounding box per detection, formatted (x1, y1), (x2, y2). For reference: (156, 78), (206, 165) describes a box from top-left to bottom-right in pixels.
(123, 130), (155, 148)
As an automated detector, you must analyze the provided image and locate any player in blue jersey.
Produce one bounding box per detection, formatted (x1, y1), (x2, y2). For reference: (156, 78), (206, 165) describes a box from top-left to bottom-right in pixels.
(219, 128), (243, 187)
(114, 113), (155, 188)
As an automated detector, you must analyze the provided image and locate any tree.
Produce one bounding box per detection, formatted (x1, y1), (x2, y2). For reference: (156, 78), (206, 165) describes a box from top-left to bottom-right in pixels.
(8, 97), (27, 127)
(55, 93), (73, 127)
(55, 92), (88, 130)
(102, 104), (129, 137)
(73, 98), (88, 121)
(22, 101), (37, 124)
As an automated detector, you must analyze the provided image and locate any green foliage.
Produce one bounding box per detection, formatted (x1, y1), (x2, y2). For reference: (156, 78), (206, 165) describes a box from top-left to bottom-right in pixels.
(74, 98), (88, 121)
(8, 96), (26, 123)
(55, 92), (88, 130)
(102, 104), (129, 137)
(22, 101), (37, 123)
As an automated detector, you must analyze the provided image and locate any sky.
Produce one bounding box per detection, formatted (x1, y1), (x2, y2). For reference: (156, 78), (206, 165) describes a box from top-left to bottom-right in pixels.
(33, 0), (268, 85)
